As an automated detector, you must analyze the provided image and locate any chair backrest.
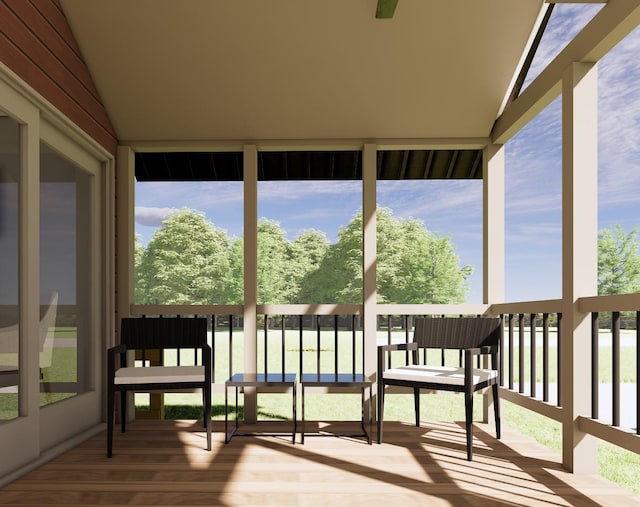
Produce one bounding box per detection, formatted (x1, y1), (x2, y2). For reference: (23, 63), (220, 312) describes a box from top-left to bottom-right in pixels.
(39, 292), (58, 369)
(120, 317), (208, 351)
(413, 317), (502, 350)
(0, 291), (58, 368)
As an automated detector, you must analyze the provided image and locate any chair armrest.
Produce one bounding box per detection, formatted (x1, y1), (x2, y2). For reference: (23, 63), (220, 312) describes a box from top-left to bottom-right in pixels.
(377, 342), (418, 374)
(201, 344), (212, 382)
(107, 344), (128, 383)
(465, 345), (498, 356)
(377, 342), (418, 353)
(464, 346), (499, 386)
(108, 344), (127, 355)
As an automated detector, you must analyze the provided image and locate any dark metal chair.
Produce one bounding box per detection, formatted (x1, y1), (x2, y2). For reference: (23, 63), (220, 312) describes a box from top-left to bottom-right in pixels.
(300, 315), (373, 444)
(107, 317), (211, 457)
(377, 316), (502, 460)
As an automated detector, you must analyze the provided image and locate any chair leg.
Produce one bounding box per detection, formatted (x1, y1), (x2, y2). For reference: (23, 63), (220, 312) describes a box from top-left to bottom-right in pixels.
(224, 384), (229, 444)
(413, 387), (420, 427)
(107, 384), (114, 458)
(492, 383), (501, 439)
(367, 384), (373, 445)
(377, 381), (384, 444)
(465, 391), (473, 461)
(292, 382), (297, 445)
(301, 384), (306, 444)
(202, 388), (206, 429)
(204, 386), (212, 451)
(120, 390), (127, 434)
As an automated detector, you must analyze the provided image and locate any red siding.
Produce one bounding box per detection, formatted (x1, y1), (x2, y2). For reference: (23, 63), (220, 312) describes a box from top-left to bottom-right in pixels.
(0, 0), (117, 155)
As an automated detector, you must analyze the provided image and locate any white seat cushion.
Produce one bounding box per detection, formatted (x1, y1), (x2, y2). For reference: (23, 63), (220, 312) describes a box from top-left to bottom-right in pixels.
(114, 365), (205, 385)
(383, 365), (497, 387)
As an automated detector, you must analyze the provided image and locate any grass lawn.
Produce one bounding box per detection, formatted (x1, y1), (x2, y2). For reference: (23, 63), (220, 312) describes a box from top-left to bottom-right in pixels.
(504, 401), (640, 496)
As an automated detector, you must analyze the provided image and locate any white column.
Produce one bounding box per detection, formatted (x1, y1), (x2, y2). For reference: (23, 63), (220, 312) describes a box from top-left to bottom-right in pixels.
(243, 144), (258, 423)
(115, 146), (135, 322)
(561, 61), (598, 473)
(482, 143), (505, 424)
(362, 144), (377, 411)
(115, 146), (139, 420)
(483, 143), (505, 306)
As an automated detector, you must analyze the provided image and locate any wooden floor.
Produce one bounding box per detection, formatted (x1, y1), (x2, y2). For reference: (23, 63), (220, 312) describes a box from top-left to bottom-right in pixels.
(1, 419), (639, 507)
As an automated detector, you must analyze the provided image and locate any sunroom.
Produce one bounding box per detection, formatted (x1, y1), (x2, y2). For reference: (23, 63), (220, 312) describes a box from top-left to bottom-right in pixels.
(0, 0), (639, 504)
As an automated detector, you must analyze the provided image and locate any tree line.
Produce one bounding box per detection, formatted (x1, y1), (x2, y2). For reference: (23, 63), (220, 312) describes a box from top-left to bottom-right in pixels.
(135, 208), (471, 305)
(135, 208), (640, 306)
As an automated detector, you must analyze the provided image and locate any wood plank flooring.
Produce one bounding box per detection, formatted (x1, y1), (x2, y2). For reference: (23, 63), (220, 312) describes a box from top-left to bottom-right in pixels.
(0, 420), (638, 506)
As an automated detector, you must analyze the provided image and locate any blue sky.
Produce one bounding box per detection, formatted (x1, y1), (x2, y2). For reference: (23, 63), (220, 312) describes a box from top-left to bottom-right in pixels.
(135, 5), (640, 304)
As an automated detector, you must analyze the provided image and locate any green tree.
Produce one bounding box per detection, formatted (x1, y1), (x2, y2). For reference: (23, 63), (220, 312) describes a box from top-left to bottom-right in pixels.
(298, 207), (471, 304)
(598, 224), (640, 295)
(137, 209), (232, 304)
(376, 208), (470, 303)
(257, 218), (294, 304)
(289, 229), (330, 303)
(298, 212), (364, 304)
(134, 233), (146, 303)
(377, 211), (471, 304)
(232, 225), (330, 305)
(227, 237), (244, 304)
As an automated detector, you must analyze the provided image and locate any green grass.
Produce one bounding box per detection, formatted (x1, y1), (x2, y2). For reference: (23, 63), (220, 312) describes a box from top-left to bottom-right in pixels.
(504, 401), (640, 495)
(502, 345), (636, 384)
(0, 339), (80, 419)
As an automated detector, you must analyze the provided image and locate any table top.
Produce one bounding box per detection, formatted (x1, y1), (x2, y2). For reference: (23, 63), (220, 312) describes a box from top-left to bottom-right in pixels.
(226, 373), (297, 386)
(300, 373), (372, 386)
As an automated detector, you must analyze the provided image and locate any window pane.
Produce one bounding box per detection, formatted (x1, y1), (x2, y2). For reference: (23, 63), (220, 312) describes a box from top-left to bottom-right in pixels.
(521, 4), (603, 93)
(598, 26), (640, 296)
(258, 179), (362, 305)
(40, 143), (92, 407)
(505, 98), (562, 301)
(135, 180), (244, 305)
(0, 115), (20, 421)
(377, 179), (481, 304)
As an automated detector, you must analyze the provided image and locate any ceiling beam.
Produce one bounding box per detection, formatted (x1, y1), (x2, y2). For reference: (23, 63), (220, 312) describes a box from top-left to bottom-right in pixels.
(376, 0), (398, 19)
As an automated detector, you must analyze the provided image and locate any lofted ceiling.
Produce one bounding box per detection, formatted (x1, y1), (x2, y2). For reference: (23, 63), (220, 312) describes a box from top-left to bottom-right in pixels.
(59, 0), (545, 145)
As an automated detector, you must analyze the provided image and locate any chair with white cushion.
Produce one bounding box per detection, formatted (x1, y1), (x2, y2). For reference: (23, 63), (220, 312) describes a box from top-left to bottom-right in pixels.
(377, 316), (502, 460)
(107, 317), (211, 457)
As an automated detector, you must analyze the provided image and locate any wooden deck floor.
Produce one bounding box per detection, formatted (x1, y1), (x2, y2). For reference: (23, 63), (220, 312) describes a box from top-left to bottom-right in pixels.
(0, 419), (639, 506)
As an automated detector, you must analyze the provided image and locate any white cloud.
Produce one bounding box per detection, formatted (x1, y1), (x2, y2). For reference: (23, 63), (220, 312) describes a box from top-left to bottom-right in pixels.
(134, 206), (181, 227)
(524, 4), (604, 89)
(258, 180), (361, 202)
(598, 26), (640, 208)
(136, 181), (244, 210)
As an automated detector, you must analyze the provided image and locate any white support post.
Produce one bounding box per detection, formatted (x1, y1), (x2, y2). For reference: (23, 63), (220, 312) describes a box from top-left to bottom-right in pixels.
(483, 143), (505, 424)
(243, 144), (258, 423)
(561, 61), (598, 473)
(483, 144), (505, 307)
(362, 144), (377, 417)
(115, 146), (142, 421)
(115, 146), (135, 322)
